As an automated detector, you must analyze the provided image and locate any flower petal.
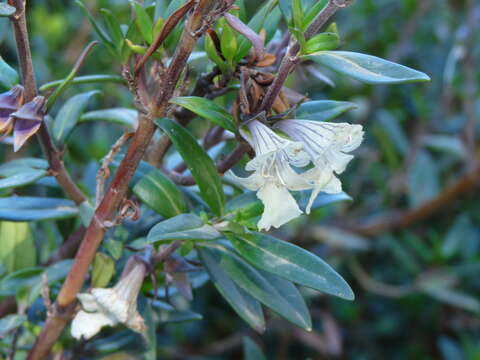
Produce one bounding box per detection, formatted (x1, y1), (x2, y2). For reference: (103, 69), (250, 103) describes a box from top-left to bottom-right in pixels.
(227, 170), (264, 191)
(257, 181), (302, 231)
(92, 288), (129, 323)
(71, 310), (117, 340)
(77, 293), (100, 312)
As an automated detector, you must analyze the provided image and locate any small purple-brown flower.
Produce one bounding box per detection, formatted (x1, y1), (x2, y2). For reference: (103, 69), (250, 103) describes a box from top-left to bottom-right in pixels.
(0, 85), (24, 136)
(10, 96), (46, 152)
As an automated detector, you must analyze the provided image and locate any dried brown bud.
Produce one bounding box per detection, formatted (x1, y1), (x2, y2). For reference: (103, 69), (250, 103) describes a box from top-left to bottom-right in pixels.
(0, 85), (24, 136)
(10, 96), (46, 152)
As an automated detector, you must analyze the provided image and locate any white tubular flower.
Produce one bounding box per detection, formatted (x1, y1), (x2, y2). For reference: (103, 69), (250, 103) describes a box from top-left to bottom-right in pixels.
(229, 120), (311, 231)
(71, 260), (147, 340)
(275, 120), (364, 214)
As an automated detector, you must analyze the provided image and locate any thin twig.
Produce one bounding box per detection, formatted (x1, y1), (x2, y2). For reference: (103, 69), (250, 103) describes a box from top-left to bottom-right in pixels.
(9, 0), (87, 205)
(259, 0), (350, 113)
(96, 131), (134, 206)
(350, 161), (480, 236)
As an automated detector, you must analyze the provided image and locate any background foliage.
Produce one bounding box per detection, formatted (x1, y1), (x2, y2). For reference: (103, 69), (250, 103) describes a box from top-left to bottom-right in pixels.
(0, 0), (479, 359)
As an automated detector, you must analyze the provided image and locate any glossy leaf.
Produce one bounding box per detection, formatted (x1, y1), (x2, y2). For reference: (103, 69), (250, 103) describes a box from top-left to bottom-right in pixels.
(155, 118), (225, 215)
(295, 100), (357, 121)
(258, 270), (311, 329)
(0, 169), (47, 191)
(80, 108), (138, 130)
(0, 56), (19, 89)
(308, 51), (431, 84)
(133, 168), (188, 218)
(75, 0), (116, 54)
(100, 8), (124, 49)
(0, 158), (48, 175)
(0, 197), (78, 221)
(230, 233), (354, 300)
(39, 74), (126, 92)
(303, 0), (327, 28)
(198, 244), (312, 330)
(197, 245), (265, 332)
(131, 1), (153, 44)
(170, 97), (236, 133)
(147, 213), (220, 244)
(53, 90), (101, 143)
(303, 32), (339, 54)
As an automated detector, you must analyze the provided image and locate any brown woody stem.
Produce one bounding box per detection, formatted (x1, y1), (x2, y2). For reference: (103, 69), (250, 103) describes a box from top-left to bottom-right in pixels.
(9, 0), (87, 205)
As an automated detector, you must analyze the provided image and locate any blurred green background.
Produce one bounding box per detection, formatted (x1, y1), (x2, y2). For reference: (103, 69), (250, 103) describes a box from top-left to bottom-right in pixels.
(1, 0), (479, 359)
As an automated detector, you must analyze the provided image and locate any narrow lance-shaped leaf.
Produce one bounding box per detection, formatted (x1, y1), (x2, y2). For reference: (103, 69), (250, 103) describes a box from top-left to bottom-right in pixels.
(53, 90), (101, 144)
(307, 51), (431, 84)
(155, 118), (225, 215)
(197, 245), (266, 332)
(0, 197), (79, 222)
(295, 100), (357, 121)
(170, 97), (236, 133)
(80, 108), (138, 130)
(147, 213), (220, 244)
(133, 168), (188, 218)
(198, 244), (312, 330)
(230, 232), (355, 300)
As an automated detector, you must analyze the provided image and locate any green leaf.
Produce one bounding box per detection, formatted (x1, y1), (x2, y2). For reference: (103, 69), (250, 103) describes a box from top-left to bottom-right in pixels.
(131, 1), (154, 44)
(303, 31), (339, 54)
(155, 118), (225, 215)
(100, 8), (125, 50)
(91, 253), (115, 288)
(75, 0), (116, 54)
(53, 90), (101, 143)
(292, 0), (304, 31)
(258, 269), (311, 329)
(0, 222), (36, 272)
(0, 158), (48, 175)
(220, 21), (238, 63)
(133, 168), (188, 218)
(0, 56), (19, 90)
(0, 197), (78, 221)
(197, 245), (265, 332)
(147, 213), (220, 244)
(204, 34), (228, 73)
(198, 244), (312, 330)
(143, 301), (157, 360)
(170, 97), (236, 133)
(243, 337), (266, 360)
(39, 74), (126, 92)
(0, 169), (47, 191)
(308, 51), (431, 84)
(295, 191), (352, 211)
(0, 3), (16, 17)
(296, 100), (357, 121)
(80, 108), (138, 130)
(230, 232), (354, 300)
(302, 0), (327, 28)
